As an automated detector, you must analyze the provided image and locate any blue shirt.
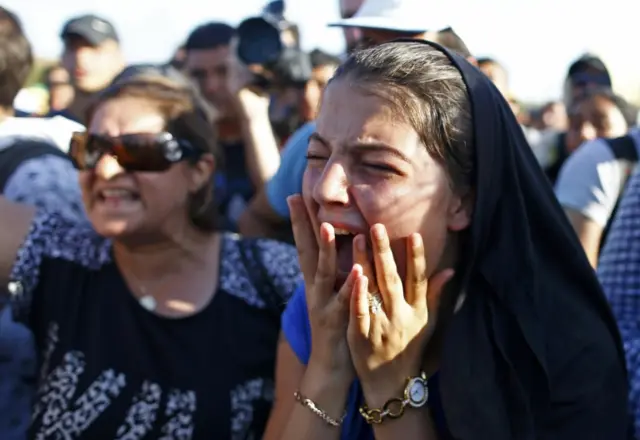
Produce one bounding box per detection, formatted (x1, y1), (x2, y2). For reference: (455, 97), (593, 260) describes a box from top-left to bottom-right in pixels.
(282, 285), (450, 439)
(598, 168), (640, 436)
(266, 122), (315, 218)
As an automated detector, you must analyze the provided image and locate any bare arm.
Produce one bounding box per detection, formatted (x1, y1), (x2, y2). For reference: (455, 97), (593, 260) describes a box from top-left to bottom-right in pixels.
(227, 43), (282, 190)
(237, 190), (291, 241)
(0, 196), (36, 289)
(565, 208), (603, 268)
(263, 336), (350, 440)
(237, 91), (281, 191)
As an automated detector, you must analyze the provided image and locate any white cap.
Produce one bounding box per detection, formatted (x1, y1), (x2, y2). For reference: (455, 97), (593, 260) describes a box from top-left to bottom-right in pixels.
(329, 0), (450, 34)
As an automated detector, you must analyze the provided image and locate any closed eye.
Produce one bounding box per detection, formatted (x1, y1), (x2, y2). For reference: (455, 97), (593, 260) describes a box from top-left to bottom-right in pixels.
(363, 163), (401, 174)
(305, 153), (329, 161)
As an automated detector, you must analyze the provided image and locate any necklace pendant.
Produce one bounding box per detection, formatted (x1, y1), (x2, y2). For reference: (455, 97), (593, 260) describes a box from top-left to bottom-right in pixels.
(139, 295), (157, 311)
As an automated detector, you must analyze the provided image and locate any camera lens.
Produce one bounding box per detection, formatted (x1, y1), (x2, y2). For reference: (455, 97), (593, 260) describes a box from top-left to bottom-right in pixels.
(236, 17), (282, 66)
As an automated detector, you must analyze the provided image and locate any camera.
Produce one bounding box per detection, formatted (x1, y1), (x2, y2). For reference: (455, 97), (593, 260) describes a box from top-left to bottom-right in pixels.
(235, 6), (312, 90)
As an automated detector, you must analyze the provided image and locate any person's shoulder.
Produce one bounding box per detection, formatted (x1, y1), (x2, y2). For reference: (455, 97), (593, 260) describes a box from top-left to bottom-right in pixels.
(555, 137), (618, 197)
(43, 114), (85, 132)
(242, 235), (302, 298)
(45, 109), (82, 124)
(266, 122), (315, 216)
(11, 210), (110, 298)
(4, 154), (84, 223)
(0, 115), (84, 153)
(280, 121), (315, 161)
(221, 233), (302, 307)
(35, 116), (85, 151)
(562, 137), (615, 174)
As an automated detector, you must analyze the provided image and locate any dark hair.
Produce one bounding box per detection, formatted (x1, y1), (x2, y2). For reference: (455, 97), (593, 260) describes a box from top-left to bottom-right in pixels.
(0, 7), (32, 108)
(332, 42), (474, 194)
(435, 28), (472, 59)
(185, 22), (235, 51)
(89, 75), (223, 232)
(476, 57), (502, 68)
(309, 49), (341, 69)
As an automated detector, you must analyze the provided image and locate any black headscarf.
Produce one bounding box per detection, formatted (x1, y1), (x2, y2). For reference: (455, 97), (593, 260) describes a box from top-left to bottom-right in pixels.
(403, 40), (629, 439)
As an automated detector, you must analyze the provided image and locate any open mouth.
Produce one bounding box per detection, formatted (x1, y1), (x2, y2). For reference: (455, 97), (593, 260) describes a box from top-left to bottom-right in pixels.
(333, 227), (374, 291)
(96, 189), (141, 208)
(334, 228), (355, 275)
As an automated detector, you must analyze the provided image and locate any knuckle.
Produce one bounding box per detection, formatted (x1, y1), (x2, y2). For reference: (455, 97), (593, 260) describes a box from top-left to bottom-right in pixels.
(384, 271), (402, 287)
(412, 270), (428, 287)
(315, 265), (335, 284)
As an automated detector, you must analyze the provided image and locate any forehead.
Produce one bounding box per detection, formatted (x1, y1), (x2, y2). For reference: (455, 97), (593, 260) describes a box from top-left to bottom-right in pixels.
(316, 79), (422, 152)
(89, 97), (166, 136)
(63, 35), (110, 51)
(185, 47), (229, 69)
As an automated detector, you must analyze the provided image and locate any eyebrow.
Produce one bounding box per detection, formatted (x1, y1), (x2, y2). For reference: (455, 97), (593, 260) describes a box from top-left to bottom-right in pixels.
(309, 132), (412, 163)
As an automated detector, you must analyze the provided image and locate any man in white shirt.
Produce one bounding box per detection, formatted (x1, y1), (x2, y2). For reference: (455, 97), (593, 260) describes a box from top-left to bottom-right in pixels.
(555, 128), (640, 267)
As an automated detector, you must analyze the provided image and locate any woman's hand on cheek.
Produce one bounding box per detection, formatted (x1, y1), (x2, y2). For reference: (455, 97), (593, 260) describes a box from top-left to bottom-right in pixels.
(288, 195), (356, 385)
(346, 225), (454, 406)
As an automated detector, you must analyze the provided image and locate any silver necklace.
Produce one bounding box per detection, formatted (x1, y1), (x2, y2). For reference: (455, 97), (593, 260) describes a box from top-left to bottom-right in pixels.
(138, 294), (158, 311)
(130, 278), (159, 312)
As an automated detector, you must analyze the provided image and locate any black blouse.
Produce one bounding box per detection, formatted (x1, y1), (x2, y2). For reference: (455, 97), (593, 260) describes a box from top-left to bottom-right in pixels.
(8, 211), (302, 439)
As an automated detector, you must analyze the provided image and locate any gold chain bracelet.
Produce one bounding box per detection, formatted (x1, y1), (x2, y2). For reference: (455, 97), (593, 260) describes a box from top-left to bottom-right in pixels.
(359, 372), (429, 425)
(294, 391), (347, 427)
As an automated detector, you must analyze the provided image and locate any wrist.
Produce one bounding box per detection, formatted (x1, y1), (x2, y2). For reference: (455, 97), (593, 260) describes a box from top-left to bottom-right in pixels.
(361, 379), (406, 409)
(304, 359), (353, 393)
(360, 368), (426, 409)
(299, 363), (352, 422)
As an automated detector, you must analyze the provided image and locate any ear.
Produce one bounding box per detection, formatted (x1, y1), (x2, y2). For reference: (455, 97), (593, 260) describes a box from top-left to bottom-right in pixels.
(447, 189), (474, 231)
(187, 153), (216, 193)
(467, 56), (478, 67)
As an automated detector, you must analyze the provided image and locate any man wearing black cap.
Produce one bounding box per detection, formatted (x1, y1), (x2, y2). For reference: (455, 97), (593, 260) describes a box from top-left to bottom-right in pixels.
(54, 14), (125, 123)
(564, 54), (613, 109)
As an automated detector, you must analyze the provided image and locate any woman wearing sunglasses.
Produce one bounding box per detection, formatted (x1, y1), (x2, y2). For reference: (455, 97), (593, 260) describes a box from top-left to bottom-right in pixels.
(0, 74), (301, 438)
(264, 41), (628, 440)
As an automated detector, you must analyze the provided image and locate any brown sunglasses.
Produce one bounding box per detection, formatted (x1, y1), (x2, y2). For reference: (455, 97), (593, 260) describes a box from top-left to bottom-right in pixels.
(69, 132), (201, 172)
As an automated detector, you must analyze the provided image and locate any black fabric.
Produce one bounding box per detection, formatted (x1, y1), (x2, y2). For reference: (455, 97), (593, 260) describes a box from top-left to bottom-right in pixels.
(542, 132), (568, 185)
(13, 217), (301, 439)
(600, 135), (639, 251)
(398, 40), (628, 439)
(0, 140), (70, 192)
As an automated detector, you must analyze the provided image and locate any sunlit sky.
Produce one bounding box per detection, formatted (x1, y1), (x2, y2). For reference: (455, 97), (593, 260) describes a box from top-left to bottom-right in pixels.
(6, 0), (640, 103)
